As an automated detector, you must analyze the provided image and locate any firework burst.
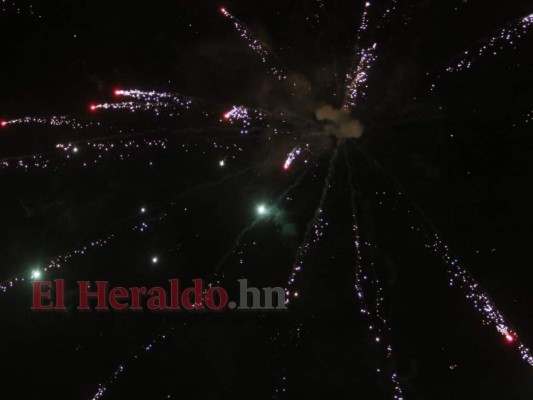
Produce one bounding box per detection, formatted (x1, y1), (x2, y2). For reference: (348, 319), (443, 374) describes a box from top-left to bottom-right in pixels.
(1, 2), (532, 399)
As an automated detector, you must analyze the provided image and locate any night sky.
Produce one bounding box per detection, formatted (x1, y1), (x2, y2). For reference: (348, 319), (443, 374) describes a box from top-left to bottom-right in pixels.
(1, 1), (533, 399)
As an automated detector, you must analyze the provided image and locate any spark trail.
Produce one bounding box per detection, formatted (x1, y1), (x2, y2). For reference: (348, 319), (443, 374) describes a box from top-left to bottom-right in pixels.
(90, 101), (184, 116)
(352, 142), (533, 368)
(429, 233), (533, 365)
(103, 88), (276, 134)
(221, 6), (287, 81)
(445, 13), (533, 73)
(271, 144), (340, 399)
(285, 144), (339, 303)
(283, 146), (300, 170)
(344, 2), (378, 109)
(112, 89), (200, 111)
(0, 130), (244, 174)
(0, 115), (98, 129)
(91, 330), (173, 400)
(344, 144), (403, 399)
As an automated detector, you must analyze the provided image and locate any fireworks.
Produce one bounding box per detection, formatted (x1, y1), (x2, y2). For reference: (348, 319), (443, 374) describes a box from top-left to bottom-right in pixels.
(376, 0), (398, 30)
(344, 42), (378, 109)
(355, 142), (533, 368)
(343, 1), (378, 109)
(90, 101), (173, 115)
(283, 146), (301, 170)
(429, 233), (533, 365)
(91, 332), (171, 400)
(1, 236), (114, 293)
(221, 6), (287, 81)
(86, 89), (198, 118)
(114, 88), (196, 108)
(0, 115), (97, 129)
(283, 144), (311, 171)
(285, 146), (338, 304)
(1, 2), (532, 399)
(222, 105), (267, 135)
(1, 0), (40, 17)
(344, 145), (403, 399)
(223, 105), (252, 134)
(445, 13), (533, 73)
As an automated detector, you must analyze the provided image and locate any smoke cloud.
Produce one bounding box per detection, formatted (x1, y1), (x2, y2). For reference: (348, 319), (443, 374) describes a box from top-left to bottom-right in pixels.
(315, 105), (364, 139)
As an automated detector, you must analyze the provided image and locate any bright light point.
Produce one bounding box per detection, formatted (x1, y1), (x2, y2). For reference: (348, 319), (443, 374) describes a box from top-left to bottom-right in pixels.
(220, 7), (226, 13)
(219, 160), (225, 167)
(114, 89), (122, 96)
(152, 257), (158, 264)
(223, 112), (230, 120)
(294, 292), (299, 297)
(31, 270), (41, 280)
(89, 104), (97, 111)
(505, 334), (515, 343)
(140, 207), (146, 214)
(0, 121), (7, 127)
(257, 204), (268, 215)
(73, 147), (78, 153)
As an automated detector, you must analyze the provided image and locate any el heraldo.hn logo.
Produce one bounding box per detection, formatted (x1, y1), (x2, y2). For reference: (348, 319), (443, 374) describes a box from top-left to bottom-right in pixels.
(31, 278), (288, 311)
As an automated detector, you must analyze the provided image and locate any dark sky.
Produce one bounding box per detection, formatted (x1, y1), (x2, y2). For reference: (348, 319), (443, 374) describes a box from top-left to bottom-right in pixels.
(0, 1), (533, 399)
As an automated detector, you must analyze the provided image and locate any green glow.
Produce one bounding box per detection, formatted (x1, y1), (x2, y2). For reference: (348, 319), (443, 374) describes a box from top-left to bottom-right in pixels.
(257, 204), (268, 216)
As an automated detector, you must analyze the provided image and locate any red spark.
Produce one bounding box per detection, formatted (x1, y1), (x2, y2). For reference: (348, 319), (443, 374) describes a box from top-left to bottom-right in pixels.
(114, 88), (122, 97)
(505, 334), (515, 344)
(89, 104), (97, 112)
(0, 121), (7, 127)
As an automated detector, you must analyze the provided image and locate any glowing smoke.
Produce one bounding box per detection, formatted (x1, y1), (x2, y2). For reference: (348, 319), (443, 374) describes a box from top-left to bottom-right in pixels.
(315, 105), (364, 139)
